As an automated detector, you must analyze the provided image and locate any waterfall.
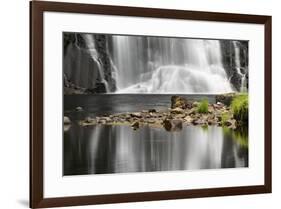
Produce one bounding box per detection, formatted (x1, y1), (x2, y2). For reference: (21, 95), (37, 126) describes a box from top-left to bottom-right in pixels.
(83, 34), (109, 92)
(111, 36), (233, 94)
(233, 41), (247, 92)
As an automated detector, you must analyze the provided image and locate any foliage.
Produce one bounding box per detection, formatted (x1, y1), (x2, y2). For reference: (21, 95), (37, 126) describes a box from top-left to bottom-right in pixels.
(221, 112), (230, 126)
(231, 94), (248, 126)
(197, 99), (209, 114)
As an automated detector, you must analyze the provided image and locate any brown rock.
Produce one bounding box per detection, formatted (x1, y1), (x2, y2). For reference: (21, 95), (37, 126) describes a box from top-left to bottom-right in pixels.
(192, 101), (199, 108)
(85, 117), (94, 123)
(64, 116), (71, 124)
(192, 119), (206, 125)
(171, 96), (190, 109)
(131, 121), (140, 130)
(75, 106), (83, 112)
(184, 115), (193, 124)
(163, 119), (183, 131)
(171, 107), (184, 114)
(130, 112), (142, 118)
(175, 113), (186, 119)
(215, 93), (236, 106)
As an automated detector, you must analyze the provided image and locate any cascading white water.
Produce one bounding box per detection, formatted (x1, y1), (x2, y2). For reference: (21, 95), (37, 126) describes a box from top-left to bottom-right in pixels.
(83, 34), (109, 92)
(111, 36), (233, 94)
(233, 41), (247, 92)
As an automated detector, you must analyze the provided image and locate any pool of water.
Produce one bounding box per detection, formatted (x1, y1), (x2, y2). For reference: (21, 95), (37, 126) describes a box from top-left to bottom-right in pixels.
(63, 94), (248, 175)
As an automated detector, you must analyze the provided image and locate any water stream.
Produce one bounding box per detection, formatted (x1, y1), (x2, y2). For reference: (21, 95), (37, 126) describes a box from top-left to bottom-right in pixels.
(112, 37), (233, 93)
(233, 41), (247, 92)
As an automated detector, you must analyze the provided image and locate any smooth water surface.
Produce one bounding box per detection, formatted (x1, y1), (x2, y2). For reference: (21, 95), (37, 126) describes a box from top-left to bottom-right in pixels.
(64, 124), (248, 175)
(64, 95), (248, 175)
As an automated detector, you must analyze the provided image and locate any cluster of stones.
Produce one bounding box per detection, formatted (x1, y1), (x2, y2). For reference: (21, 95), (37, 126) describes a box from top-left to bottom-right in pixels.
(78, 96), (237, 132)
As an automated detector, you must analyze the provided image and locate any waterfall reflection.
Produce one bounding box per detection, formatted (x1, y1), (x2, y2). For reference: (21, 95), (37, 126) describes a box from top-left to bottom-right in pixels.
(64, 125), (248, 175)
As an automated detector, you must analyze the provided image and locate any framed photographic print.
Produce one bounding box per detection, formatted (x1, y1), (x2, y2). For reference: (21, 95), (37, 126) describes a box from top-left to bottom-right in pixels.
(30, 0), (272, 208)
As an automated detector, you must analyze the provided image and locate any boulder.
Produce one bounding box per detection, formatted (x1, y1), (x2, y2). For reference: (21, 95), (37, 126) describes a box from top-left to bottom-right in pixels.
(170, 107), (184, 114)
(184, 115), (193, 124)
(171, 96), (190, 109)
(131, 121), (140, 130)
(192, 119), (206, 125)
(163, 119), (183, 131)
(64, 116), (71, 124)
(85, 117), (94, 123)
(192, 101), (199, 108)
(130, 112), (142, 118)
(215, 93), (236, 106)
(64, 124), (71, 132)
(101, 117), (111, 122)
(208, 106), (214, 113)
(75, 106), (83, 111)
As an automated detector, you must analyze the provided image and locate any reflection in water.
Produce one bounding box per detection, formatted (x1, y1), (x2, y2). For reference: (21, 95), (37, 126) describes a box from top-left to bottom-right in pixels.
(64, 125), (248, 175)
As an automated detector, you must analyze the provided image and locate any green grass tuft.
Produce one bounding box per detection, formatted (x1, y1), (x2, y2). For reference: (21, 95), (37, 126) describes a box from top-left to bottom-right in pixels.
(231, 94), (248, 126)
(197, 99), (209, 114)
(221, 112), (230, 126)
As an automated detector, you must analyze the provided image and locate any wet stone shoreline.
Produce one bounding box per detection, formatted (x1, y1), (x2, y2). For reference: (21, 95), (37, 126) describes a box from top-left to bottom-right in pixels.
(64, 94), (238, 132)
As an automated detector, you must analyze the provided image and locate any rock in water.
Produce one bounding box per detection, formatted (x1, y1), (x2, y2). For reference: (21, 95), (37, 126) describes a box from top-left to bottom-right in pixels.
(163, 119), (183, 131)
(64, 116), (71, 124)
(184, 116), (193, 124)
(64, 125), (71, 132)
(131, 121), (140, 130)
(130, 112), (142, 118)
(215, 93), (236, 106)
(85, 117), (94, 123)
(192, 119), (206, 125)
(171, 96), (190, 109)
(192, 101), (199, 108)
(75, 106), (83, 111)
(170, 107), (184, 114)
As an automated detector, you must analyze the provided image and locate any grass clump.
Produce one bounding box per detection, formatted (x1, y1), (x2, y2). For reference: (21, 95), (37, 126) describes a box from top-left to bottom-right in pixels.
(221, 112), (230, 126)
(197, 99), (209, 114)
(231, 94), (248, 126)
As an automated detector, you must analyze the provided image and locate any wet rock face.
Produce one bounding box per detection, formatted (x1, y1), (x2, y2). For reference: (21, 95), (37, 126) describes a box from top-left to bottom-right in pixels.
(63, 33), (116, 94)
(220, 40), (248, 91)
(93, 35), (117, 92)
(86, 82), (107, 94)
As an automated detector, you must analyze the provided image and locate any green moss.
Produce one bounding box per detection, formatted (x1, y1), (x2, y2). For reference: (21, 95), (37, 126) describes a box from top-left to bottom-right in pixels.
(197, 99), (209, 114)
(230, 94), (248, 126)
(221, 112), (229, 126)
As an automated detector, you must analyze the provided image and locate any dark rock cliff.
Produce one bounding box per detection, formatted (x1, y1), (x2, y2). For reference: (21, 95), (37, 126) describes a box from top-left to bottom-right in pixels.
(220, 40), (248, 91)
(63, 33), (116, 94)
